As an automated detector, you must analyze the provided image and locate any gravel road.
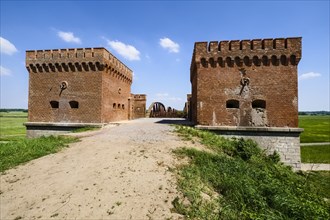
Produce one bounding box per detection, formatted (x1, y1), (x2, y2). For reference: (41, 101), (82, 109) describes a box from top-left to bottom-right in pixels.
(0, 118), (188, 220)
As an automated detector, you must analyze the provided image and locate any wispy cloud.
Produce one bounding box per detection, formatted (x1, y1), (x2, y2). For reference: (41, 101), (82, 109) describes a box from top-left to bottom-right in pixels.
(299, 72), (321, 81)
(0, 66), (12, 76)
(159, 37), (180, 53)
(0, 37), (18, 55)
(57, 31), (81, 44)
(107, 40), (140, 61)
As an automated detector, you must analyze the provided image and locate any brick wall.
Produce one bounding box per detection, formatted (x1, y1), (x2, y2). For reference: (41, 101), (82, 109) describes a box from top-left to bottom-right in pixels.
(130, 94), (147, 119)
(190, 38), (301, 128)
(26, 48), (133, 124)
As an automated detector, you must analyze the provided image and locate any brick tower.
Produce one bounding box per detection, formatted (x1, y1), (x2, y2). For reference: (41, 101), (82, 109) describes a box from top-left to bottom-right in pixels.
(190, 37), (303, 170)
(25, 47), (143, 137)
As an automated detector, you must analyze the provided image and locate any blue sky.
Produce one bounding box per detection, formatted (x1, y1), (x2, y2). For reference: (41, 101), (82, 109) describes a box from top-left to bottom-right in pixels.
(1, 0), (329, 111)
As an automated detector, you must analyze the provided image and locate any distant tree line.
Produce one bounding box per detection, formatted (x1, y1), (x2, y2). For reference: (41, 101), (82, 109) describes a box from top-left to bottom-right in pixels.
(299, 111), (330, 115)
(0, 109), (28, 112)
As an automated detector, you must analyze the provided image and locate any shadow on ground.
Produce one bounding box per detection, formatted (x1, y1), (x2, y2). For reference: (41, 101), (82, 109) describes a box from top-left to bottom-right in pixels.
(154, 118), (194, 126)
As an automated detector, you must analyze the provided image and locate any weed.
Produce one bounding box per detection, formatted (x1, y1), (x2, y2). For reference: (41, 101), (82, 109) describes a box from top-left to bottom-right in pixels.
(115, 201), (122, 206)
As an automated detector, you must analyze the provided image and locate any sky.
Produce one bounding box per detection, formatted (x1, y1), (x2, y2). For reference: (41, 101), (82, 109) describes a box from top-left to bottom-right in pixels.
(0, 0), (329, 111)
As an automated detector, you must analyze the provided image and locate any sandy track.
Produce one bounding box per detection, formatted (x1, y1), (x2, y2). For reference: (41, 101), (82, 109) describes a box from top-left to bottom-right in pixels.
(1, 118), (187, 220)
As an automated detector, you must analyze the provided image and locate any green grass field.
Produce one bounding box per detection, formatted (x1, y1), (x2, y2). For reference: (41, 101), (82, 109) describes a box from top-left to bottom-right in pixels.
(0, 111), (27, 141)
(301, 144), (330, 163)
(299, 115), (330, 143)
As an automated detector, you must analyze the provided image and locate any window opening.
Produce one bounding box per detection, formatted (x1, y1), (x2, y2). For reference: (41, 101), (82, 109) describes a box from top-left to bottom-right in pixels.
(69, 101), (79, 109)
(50, 101), (59, 109)
(226, 100), (239, 108)
(252, 100), (266, 109)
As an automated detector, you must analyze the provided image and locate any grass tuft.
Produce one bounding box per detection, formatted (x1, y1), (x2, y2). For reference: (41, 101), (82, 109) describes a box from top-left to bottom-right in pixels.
(173, 125), (330, 219)
(0, 136), (78, 172)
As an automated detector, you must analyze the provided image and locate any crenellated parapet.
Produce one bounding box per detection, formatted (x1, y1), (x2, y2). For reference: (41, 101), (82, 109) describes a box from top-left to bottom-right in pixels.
(26, 47), (133, 84)
(132, 94), (147, 101)
(191, 37), (302, 81)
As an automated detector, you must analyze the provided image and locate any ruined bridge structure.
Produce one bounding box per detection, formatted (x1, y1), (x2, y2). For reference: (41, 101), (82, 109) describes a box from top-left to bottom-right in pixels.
(190, 37), (303, 170)
(146, 102), (181, 118)
(25, 48), (146, 137)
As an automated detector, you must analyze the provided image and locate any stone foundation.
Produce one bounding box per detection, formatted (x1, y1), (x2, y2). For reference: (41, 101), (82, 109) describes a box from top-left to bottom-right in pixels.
(195, 126), (303, 171)
(25, 122), (105, 138)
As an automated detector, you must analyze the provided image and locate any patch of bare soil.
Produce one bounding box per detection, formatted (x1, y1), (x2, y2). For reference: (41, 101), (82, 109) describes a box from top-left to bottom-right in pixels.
(0, 118), (190, 220)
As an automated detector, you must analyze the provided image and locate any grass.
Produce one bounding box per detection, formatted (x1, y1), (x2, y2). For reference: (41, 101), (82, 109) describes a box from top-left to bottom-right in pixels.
(0, 135), (78, 172)
(301, 144), (330, 163)
(303, 171), (330, 200)
(299, 115), (330, 143)
(0, 111), (79, 172)
(0, 111), (27, 141)
(72, 126), (100, 133)
(172, 126), (330, 219)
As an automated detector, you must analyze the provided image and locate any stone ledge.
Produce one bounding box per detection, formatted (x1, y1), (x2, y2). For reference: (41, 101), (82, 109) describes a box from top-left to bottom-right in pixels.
(195, 125), (303, 133)
(24, 122), (105, 128)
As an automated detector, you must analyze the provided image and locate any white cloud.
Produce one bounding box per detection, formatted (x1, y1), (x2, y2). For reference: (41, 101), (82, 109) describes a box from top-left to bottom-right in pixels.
(57, 31), (81, 44)
(299, 72), (321, 81)
(0, 66), (12, 76)
(0, 37), (18, 55)
(159, 37), (180, 53)
(107, 40), (140, 61)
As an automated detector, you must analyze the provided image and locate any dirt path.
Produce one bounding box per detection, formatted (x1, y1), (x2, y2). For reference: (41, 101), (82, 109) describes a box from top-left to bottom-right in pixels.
(0, 118), (188, 220)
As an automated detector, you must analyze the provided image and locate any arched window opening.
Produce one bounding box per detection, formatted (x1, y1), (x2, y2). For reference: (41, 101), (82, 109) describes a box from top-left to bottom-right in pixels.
(280, 55), (288, 66)
(69, 101), (79, 109)
(252, 100), (266, 109)
(226, 57), (233, 67)
(50, 101), (59, 109)
(243, 56), (251, 66)
(122, 104), (125, 109)
(117, 103), (121, 109)
(271, 55), (278, 66)
(201, 58), (208, 68)
(262, 56), (269, 66)
(253, 56), (260, 66)
(226, 100), (239, 109)
(218, 57), (224, 67)
(290, 55), (297, 65)
(113, 103), (116, 109)
(235, 57), (242, 67)
(209, 58), (216, 68)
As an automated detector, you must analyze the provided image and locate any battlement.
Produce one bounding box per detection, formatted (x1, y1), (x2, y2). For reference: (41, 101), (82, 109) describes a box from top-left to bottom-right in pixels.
(194, 37), (301, 55)
(26, 47), (133, 83)
(132, 94), (147, 100)
(191, 37), (302, 81)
